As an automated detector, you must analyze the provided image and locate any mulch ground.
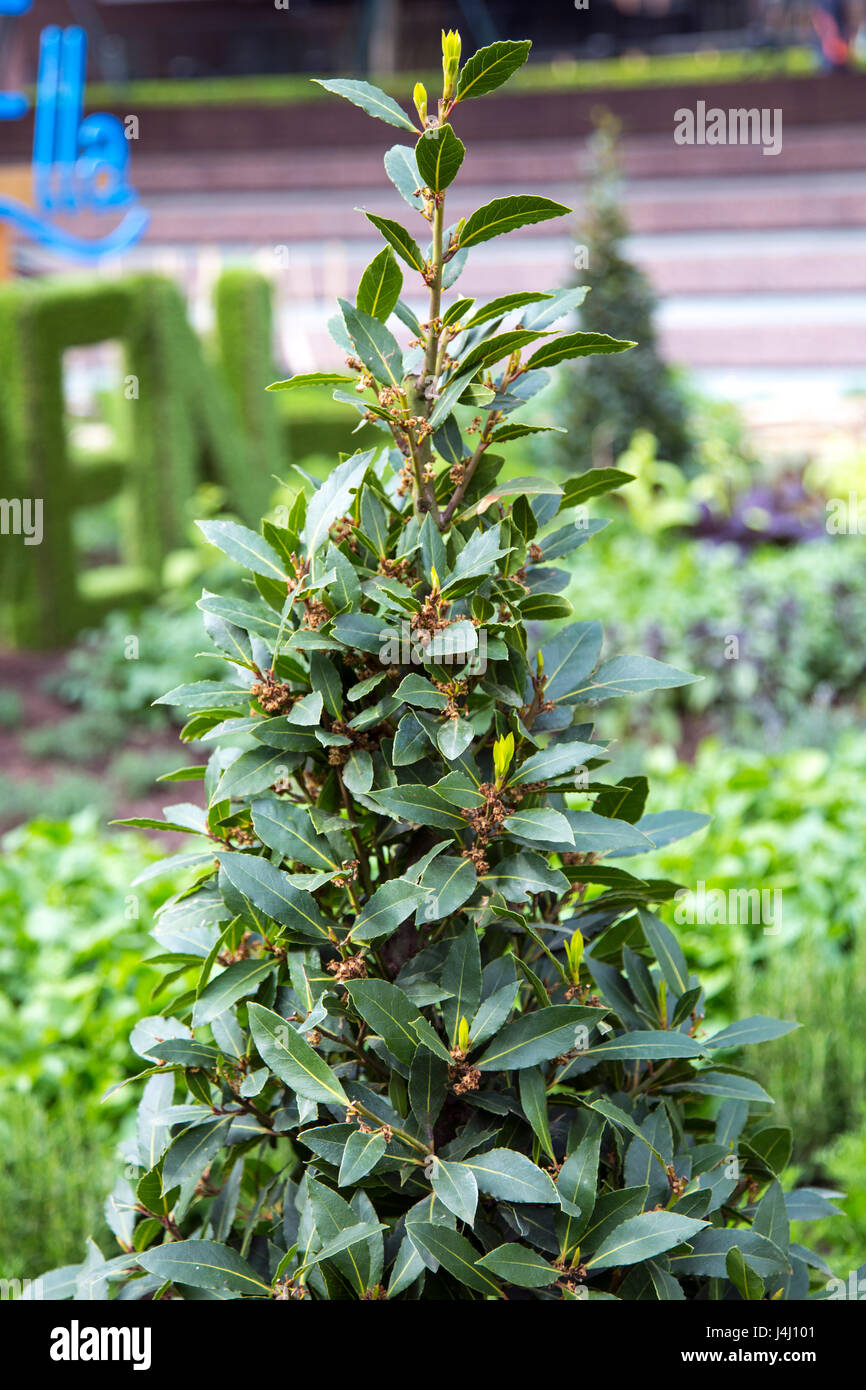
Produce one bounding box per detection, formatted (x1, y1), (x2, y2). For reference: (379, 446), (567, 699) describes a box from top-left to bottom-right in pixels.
(0, 648), (203, 840)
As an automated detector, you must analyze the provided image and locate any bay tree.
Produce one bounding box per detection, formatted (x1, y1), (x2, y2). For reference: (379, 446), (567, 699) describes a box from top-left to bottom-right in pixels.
(41, 32), (841, 1303)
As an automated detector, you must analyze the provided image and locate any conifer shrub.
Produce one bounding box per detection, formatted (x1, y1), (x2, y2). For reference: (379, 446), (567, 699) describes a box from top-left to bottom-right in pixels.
(43, 33), (841, 1302)
(560, 115), (693, 471)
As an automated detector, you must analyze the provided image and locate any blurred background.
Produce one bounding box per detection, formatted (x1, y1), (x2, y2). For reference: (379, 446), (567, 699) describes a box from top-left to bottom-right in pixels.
(1, 0), (865, 1288)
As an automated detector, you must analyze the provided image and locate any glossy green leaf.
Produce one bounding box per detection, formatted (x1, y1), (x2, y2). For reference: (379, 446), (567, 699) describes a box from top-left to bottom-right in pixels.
(409, 1048), (449, 1132)
(350, 879), (428, 944)
(197, 520), (288, 581)
(218, 853), (333, 943)
(384, 144), (424, 209)
(251, 799), (341, 872)
(248, 1002), (349, 1105)
(509, 740), (603, 786)
(416, 855), (477, 924)
(339, 299), (404, 388)
(356, 247), (403, 322)
(364, 212), (425, 272)
(478, 1006), (606, 1067)
(456, 39), (532, 100)
(726, 1245), (765, 1300)
(368, 784), (469, 832)
(458, 195), (570, 249)
(415, 123), (465, 190)
(518, 1067), (555, 1161)
(407, 1223), (501, 1296)
(463, 291), (552, 330)
(476, 1242), (558, 1287)
(301, 450), (372, 555)
(556, 1121), (604, 1251)
(638, 908), (690, 997)
(138, 1239), (270, 1296)
(162, 1114), (235, 1190)
(664, 1072), (773, 1104)
(558, 467), (635, 511)
(431, 1158), (478, 1224)
(338, 1130), (387, 1186)
(462, 1148), (559, 1203)
(192, 958), (277, 1027)
(312, 78), (416, 131)
(436, 716), (474, 762)
(345, 979), (423, 1064)
(541, 621), (603, 704)
(503, 807), (574, 846)
(525, 332), (635, 370)
(669, 1227), (788, 1280)
(583, 1031), (705, 1062)
(575, 655), (700, 702)
(343, 748), (374, 796)
(480, 852), (569, 902)
(457, 329), (546, 378)
(705, 1016), (799, 1050)
(586, 1212), (708, 1271)
(267, 370), (355, 393)
(310, 650), (343, 719)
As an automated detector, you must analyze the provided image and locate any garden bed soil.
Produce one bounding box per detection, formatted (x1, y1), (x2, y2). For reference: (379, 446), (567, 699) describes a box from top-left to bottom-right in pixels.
(0, 648), (203, 839)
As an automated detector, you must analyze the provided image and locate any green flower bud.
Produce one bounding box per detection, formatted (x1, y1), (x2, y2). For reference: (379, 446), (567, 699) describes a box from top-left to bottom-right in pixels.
(413, 81), (428, 126)
(442, 28), (462, 102)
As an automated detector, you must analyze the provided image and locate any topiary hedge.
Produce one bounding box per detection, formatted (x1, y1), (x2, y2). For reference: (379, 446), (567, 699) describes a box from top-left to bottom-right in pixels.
(0, 270), (281, 647)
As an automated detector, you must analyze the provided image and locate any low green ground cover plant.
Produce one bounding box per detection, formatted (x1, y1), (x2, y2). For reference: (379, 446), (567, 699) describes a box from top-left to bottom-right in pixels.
(0, 1098), (116, 1283)
(558, 522), (866, 750)
(84, 46), (822, 110)
(0, 813), (173, 1119)
(635, 733), (866, 1156)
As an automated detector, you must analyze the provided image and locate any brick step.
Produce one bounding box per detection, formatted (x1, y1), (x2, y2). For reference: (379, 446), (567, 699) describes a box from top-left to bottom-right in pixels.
(659, 320), (866, 367)
(632, 233), (866, 294)
(275, 309), (866, 373)
(204, 228), (866, 297)
(127, 170), (866, 243)
(119, 237), (866, 305)
(122, 122), (866, 196)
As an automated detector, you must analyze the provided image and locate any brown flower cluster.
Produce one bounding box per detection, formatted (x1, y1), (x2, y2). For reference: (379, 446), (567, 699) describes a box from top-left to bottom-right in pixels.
(333, 859), (360, 889)
(302, 599), (329, 630)
(666, 1165), (688, 1198)
(327, 954), (368, 985)
(433, 677), (467, 720)
(448, 1048), (481, 1096)
(379, 555), (414, 583)
(250, 669), (295, 715)
(461, 844), (489, 875)
(459, 779), (534, 872)
(331, 514), (359, 553)
(217, 931), (254, 966)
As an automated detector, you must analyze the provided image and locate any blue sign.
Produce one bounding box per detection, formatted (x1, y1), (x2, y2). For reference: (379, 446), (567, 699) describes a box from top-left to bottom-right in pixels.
(0, 5), (148, 259)
(0, 0), (31, 119)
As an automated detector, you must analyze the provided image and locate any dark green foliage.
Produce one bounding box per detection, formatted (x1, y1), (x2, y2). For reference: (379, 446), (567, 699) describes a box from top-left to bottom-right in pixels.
(562, 117), (694, 470)
(43, 35), (842, 1303)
